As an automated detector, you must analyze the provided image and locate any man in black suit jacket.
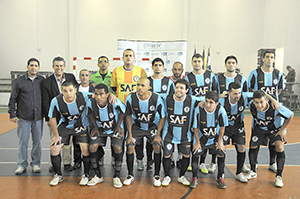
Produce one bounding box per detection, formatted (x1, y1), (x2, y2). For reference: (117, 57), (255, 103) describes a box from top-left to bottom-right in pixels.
(42, 56), (78, 171)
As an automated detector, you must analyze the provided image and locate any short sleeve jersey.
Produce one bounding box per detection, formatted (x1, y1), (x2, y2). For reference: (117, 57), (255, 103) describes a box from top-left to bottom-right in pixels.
(111, 65), (147, 104)
(249, 100), (292, 132)
(48, 92), (92, 129)
(125, 92), (165, 131)
(193, 105), (228, 146)
(87, 98), (126, 135)
(248, 67), (284, 100)
(214, 73), (248, 95)
(148, 76), (175, 95)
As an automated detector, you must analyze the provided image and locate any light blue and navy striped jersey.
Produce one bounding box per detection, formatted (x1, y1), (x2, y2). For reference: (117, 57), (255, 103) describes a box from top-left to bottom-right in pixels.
(193, 104), (228, 146)
(162, 94), (199, 144)
(48, 92), (92, 129)
(219, 92), (253, 127)
(184, 70), (217, 100)
(126, 92), (166, 130)
(87, 98), (126, 135)
(214, 73), (248, 95)
(248, 67), (284, 100)
(249, 100), (292, 132)
(148, 76), (175, 95)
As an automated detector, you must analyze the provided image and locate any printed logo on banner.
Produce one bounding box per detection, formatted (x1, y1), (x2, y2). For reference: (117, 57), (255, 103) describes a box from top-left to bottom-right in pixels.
(178, 52), (183, 56)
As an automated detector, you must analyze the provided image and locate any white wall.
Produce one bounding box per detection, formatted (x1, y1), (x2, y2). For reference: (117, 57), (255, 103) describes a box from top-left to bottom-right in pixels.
(0, 0), (299, 81)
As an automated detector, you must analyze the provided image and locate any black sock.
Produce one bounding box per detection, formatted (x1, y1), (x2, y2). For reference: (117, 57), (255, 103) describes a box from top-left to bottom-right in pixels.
(82, 155), (90, 176)
(179, 157), (189, 177)
(192, 156), (199, 178)
(211, 154), (217, 164)
(236, 150), (245, 175)
(276, 151), (285, 177)
(97, 146), (105, 160)
(200, 149), (207, 164)
(269, 144), (276, 165)
(126, 153), (134, 176)
(163, 157), (171, 177)
(154, 152), (161, 176)
(147, 142), (153, 162)
(90, 152), (101, 177)
(249, 147), (259, 172)
(135, 143), (144, 161)
(114, 152), (122, 178)
(217, 156), (225, 179)
(51, 154), (62, 175)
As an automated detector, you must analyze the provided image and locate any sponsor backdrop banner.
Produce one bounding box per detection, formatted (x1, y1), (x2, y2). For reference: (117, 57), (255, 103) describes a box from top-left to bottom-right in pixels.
(117, 39), (187, 77)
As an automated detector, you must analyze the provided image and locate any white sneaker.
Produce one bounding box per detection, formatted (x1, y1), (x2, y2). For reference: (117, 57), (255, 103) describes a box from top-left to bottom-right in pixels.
(242, 164), (250, 173)
(79, 174), (89, 186)
(275, 176), (284, 187)
(50, 174), (63, 186)
(178, 176), (190, 186)
(153, 175), (161, 187)
(15, 166), (26, 175)
(235, 173), (248, 183)
(269, 163), (277, 173)
(208, 163), (217, 173)
(113, 177), (123, 188)
(245, 170), (257, 180)
(123, 175), (134, 185)
(32, 165), (41, 173)
(162, 176), (171, 187)
(87, 175), (103, 186)
(199, 163), (208, 174)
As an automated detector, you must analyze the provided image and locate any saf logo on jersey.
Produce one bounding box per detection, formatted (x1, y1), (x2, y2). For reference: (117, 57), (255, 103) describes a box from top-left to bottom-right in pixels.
(137, 113), (153, 121)
(260, 86), (276, 94)
(99, 120), (114, 130)
(120, 84), (136, 92)
(202, 127), (217, 138)
(195, 86), (209, 96)
(67, 114), (80, 121)
(228, 114), (240, 121)
(169, 115), (187, 125)
(254, 118), (271, 126)
(75, 126), (87, 134)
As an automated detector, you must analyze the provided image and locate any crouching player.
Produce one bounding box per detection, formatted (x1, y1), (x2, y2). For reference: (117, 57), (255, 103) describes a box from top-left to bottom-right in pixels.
(191, 91), (228, 189)
(87, 84), (126, 188)
(246, 90), (293, 187)
(48, 81), (92, 186)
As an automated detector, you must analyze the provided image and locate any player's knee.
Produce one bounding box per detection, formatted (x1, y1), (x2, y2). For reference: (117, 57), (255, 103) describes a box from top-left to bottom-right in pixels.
(164, 155), (171, 159)
(275, 144), (284, 152)
(127, 145), (134, 154)
(182, 154), (189, 158)
(89, 145), (98, 153)
(114, 145), (122, 154)
(237, 144), (245, 153)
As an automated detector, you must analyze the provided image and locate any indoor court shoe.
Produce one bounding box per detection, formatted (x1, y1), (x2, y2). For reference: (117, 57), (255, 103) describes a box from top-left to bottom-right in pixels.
(123, 175), (134, 185)
(275, 176), (284, 187)
(153, 175), (161, 187)
(79, 174), (89, 186)
(190, 177), (198, 189)
(216, 178), (227, 189)
(245, 170), (257, 180)
(187, 165), (192, 171)
(15, 166), (26, 175)
(242, 164), (250, 173)
(269, 163), (277, 173)
(32, 165), (41, 173)
(199, 163), (208, 174)
(235, 173), (248, 183)
(162, 176), (171, 186)
(208, 163), (217, 173)
(87, 175), (103, 186)
(113, 177), (123, 188)
(137, 160), (144, 171)
(178, 176), (190, 186)
(50, 174), (63, 186)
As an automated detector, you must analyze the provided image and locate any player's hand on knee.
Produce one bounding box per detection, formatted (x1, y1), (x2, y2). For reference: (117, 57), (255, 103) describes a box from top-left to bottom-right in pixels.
(90, 128), (100, 137)
(126, 136), (134, 145)
(153, 135), (162, 146)
(193, 142), (201, 155)
(51, 135), (61, 147)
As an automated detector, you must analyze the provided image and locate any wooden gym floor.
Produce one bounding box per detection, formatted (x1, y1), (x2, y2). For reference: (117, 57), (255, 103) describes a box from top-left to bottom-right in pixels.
(0, 114), (299, 199)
